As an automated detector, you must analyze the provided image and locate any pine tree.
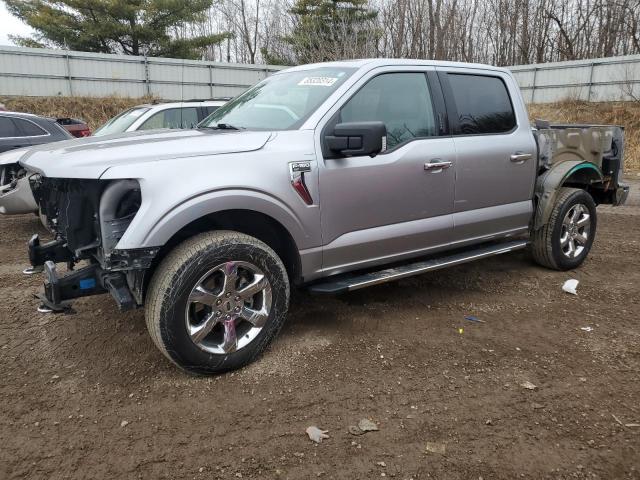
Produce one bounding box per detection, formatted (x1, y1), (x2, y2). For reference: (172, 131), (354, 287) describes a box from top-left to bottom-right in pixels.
(263, 0), (378, 65)
(5, 0), (231, 60)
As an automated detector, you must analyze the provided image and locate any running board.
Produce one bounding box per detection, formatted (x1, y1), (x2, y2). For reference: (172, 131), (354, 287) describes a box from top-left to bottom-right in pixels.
(308, 240), (529, 294)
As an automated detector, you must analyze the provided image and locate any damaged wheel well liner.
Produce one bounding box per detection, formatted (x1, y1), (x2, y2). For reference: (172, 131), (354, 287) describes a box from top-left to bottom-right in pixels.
(533, 161), (604, 231)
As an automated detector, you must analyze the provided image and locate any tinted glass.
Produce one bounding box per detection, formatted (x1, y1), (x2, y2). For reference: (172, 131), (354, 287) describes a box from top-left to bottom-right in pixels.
(204, 106), (219, 116)
(201, 67), (355, 131)
(0, 117), (20, 137)
(15, 118), (47, 136)
(447, 74), (516, 135)
(340, 73), (437, 149)
(139, 107), (200, 130)
(93, 107), (149, 136)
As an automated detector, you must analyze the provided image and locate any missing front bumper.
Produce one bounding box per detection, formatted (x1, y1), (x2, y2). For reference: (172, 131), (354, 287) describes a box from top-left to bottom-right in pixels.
(36, 261), (136, 313)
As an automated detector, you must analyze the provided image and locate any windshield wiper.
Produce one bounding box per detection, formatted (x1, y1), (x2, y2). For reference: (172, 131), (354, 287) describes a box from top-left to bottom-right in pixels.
(205, 123), (244, 131)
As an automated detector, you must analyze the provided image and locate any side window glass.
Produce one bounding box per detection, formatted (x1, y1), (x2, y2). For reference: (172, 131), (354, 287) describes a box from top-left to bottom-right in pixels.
(171, 107), (199, 128)
(205, 106), (219, 116)
(447, 74), (516, 135)
(0, 117), (21, 137)
(15, 119), (47, 136)
(340, 73), (437, 149)
(139, 107), (200, 130)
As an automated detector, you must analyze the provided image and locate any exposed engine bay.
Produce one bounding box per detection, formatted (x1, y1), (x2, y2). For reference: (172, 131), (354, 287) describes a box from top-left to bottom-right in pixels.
(27, 176), (158, 312)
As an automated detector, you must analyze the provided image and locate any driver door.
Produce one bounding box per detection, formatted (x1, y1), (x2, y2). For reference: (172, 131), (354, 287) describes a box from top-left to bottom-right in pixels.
(317, 68), (456, 275)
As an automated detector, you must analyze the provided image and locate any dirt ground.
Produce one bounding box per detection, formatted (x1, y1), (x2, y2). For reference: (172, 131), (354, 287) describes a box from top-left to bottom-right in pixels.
(1, 180), (639, 480)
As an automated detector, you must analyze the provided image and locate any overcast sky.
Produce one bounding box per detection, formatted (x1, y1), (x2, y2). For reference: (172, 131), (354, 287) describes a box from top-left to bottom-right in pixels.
(0, 2), (34, 46)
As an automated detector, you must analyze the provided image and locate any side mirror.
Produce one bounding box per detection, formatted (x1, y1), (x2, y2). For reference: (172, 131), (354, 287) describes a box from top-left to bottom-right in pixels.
(325, 121), (386, 157)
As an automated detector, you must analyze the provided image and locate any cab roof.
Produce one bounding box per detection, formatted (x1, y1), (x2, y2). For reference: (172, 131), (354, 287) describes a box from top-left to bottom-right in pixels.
(281, 58), (510, 75)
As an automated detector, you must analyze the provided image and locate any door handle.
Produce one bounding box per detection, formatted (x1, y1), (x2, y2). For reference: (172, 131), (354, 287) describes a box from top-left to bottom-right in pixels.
(424, 160), (452, 171)
(510, 152), (532, 163)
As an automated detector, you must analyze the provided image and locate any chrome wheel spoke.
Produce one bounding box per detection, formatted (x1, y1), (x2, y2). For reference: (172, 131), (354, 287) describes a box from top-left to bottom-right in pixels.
(576, 214), (590, 228)
(222, 262), (239, 293)
(569, 206), (580, 222)
(189, 312), (219, 344)
(566, 239), (576, 257)
(240, 306), (268, 328)
(575, 232), (588, 245)
(221, 318), (238, 353)
(560, 231), (570, 246)
(188, 285), (219, 306)
(237, 274), (268, 300)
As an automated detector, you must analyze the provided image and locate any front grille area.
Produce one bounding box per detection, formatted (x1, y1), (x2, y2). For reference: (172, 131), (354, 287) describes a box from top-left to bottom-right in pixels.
(30, 176), (105, 257)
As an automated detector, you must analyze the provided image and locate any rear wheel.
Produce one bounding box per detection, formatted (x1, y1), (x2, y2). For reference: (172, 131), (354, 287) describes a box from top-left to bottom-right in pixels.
(145, 231), (289, 374)
(531, 187), (597, 270)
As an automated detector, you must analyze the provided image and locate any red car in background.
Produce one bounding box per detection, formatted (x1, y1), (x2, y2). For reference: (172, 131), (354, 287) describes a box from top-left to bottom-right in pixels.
(56, 117), (91, 138)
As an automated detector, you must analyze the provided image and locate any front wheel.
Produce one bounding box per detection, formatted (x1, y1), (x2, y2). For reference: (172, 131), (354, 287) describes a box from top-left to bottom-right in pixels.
(145, 231), (290, 374)
(531, 187), (597, 271)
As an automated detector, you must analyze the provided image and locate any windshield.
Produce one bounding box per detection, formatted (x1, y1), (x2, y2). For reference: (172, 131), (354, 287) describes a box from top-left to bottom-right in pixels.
(93, 107), (150, 136)
(200, 67), (356, 131)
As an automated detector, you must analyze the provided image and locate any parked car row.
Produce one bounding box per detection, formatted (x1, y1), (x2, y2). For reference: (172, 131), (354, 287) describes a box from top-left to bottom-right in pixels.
(0, 99), (229, 215)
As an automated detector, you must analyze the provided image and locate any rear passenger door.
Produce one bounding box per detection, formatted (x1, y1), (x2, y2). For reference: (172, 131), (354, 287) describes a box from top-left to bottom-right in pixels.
(437, 69), (537, 244)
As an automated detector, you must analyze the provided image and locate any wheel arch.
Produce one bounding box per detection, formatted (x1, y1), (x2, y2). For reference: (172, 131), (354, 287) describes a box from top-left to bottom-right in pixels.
(533, 160), (603, 230)
(150, 208), (302, 287)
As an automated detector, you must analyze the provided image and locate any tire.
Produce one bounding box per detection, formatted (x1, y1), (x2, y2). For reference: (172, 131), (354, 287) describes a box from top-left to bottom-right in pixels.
(531, 187), (597, 271)
(145, 230), (290, 374)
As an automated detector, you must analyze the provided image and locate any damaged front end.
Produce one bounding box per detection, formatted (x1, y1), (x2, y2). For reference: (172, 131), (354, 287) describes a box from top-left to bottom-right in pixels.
(28, 175), (158, 312)
(0, 163), (38, 215)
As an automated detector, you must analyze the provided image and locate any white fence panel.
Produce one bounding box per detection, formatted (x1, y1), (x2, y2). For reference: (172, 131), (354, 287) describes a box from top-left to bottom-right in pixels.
(1, 46), (639, 103)
(0, 46), (284, 100)
(510, 54), (640, 103)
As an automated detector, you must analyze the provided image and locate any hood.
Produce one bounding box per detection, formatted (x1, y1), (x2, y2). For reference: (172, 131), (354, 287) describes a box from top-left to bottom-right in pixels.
(19, 128), (274, 179)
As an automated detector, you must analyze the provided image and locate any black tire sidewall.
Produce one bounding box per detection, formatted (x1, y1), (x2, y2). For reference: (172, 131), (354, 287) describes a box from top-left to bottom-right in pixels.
(550, 190), (597, 270)
(159, 237), (289, 374)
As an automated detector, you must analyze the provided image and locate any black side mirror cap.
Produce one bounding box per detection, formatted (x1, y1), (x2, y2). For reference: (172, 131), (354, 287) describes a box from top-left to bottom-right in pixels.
(325, 121), (386, 157)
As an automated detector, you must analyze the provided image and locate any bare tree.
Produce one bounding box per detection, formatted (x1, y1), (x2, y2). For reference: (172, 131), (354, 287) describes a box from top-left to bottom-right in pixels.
(185, 0), (640, 65)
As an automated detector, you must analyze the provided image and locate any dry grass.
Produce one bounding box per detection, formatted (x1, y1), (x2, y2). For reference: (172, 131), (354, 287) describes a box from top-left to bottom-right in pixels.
(529, 100), (640, 173)
(1, 96), (638, 172)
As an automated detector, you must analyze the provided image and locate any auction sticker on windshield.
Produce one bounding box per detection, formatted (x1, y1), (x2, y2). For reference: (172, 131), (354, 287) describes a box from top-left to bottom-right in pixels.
(298, 77), (338, 87)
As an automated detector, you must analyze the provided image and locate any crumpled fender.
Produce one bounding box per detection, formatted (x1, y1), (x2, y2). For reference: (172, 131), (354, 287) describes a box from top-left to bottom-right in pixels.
(533, 161), (603, 230)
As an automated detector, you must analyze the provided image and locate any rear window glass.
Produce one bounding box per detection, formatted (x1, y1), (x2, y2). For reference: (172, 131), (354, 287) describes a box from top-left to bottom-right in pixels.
(0, 117), (19, 137)
(447, 74), (516, 135)
(15, 118), (47, 136)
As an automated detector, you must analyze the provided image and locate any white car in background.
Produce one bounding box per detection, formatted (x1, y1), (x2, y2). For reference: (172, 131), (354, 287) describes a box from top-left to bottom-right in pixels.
(93, 99), (229, 136)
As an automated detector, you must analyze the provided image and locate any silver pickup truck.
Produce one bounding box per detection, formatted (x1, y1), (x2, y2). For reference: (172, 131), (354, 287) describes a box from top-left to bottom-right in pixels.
(16, 59), (629, 374)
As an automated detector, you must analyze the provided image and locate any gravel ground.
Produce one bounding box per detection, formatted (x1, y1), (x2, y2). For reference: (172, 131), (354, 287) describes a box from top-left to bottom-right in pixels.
(1, 180), (639, 479)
